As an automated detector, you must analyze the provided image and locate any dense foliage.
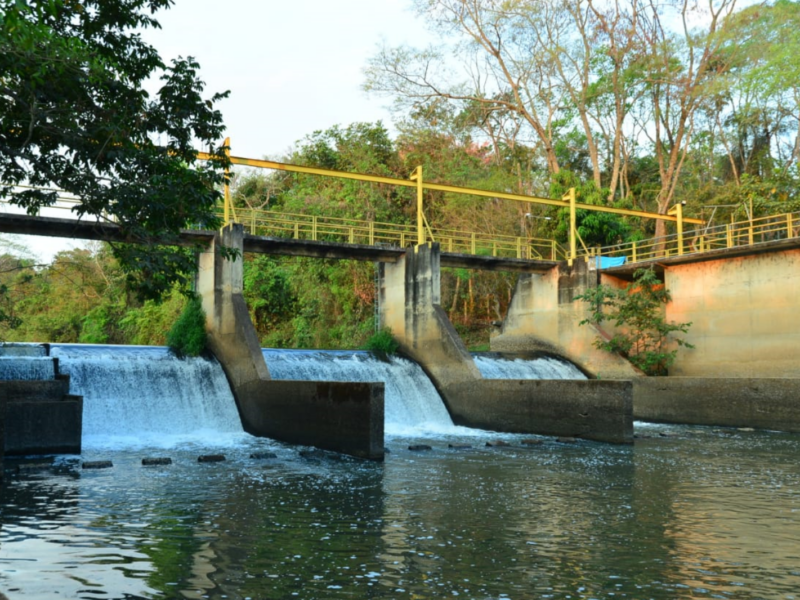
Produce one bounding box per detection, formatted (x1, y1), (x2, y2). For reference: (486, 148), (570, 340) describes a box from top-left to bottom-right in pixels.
(0, 0), (229, 299)
(166, 295), (207, 358)
(576, 268), (694, 375)
(3, 0), (799, 356)
(365, 0), (800, 236)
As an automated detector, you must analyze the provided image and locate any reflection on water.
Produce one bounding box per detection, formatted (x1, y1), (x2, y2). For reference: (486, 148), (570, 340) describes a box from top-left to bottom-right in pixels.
(2, 426), (800, 599)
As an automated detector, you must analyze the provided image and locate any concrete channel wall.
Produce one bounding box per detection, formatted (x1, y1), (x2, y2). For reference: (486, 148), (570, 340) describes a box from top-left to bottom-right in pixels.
(0, 345), (83, 456)
(634, 378), (800, 431)
(198, 224), (385, 460)
(379, 244), (633, 444)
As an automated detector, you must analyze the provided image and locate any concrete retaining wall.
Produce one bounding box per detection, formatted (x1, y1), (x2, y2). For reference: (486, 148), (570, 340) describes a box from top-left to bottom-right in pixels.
(3, 396), (83, 455)
(634, 378), (800, 431)
(198, 224), (385, 460)
(446, 379), (633, 444)
(235, 380), (384, 458)
(665, 248), (800, 377)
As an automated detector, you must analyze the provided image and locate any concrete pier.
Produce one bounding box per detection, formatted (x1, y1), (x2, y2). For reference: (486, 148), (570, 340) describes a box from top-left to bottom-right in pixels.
(198, 224), (385, 460)
(379, 244), (633, 444)
(492, 261), (641, 379)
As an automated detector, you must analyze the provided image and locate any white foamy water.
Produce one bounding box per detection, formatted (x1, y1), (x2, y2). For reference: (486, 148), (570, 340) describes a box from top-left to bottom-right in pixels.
(50, 344), (245, 449)
(262, 349), (457, 436)
(474, 353), (587, 379)
(0, 356), (56, 380)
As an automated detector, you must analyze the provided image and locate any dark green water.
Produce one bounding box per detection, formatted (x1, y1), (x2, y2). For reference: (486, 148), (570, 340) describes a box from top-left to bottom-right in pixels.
(2, 424), (800, 599)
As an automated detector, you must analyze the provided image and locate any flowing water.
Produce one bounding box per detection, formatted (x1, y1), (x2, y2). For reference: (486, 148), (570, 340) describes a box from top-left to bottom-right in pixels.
(2, 345), (800, 599)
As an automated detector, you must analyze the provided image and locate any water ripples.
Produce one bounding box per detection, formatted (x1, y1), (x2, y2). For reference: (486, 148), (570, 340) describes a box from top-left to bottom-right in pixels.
(2, 428), (800, 599)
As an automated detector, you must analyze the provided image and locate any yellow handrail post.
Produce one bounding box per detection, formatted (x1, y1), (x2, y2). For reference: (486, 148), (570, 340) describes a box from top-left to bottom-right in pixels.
(632, 241), (637, 263)
(668, 201), (684, 255)
(566, 188), (577, 266)
(223, 136), (231, 225)
(410, 166), (425, 246)
(787, 213), (794, 239)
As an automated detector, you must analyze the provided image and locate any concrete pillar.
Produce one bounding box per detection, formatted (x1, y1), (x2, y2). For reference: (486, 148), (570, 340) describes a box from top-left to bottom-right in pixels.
(198, 224), (385, 460)
(198, 223), (271, 388)
(492, 260), (641, 379)
(379, 243), (481, 390)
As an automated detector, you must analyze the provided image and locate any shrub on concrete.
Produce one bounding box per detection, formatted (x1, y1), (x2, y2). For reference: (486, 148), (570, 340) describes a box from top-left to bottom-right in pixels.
(167, 295), (207, 358)
(576, 267), (693, 376)
(365, 327), (399, 356)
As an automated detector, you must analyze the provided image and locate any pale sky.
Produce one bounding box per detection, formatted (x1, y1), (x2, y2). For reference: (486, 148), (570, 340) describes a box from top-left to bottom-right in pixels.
(10, 0), (432, 260)
(144, 0), (432, 158)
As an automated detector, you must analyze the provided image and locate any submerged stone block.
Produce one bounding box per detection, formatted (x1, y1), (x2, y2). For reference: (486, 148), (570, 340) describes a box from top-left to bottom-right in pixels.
(83, 460), (113, 469)
(142, 457), (172, 466)
(249, 452), (277, 460)
(486, 440), (511, 447)
(198, 454), (226, 463)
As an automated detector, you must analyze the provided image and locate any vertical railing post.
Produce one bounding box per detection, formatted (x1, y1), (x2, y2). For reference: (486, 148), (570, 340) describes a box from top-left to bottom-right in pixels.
(410, 166), (425, 246)
(551, 240), (556, 261)
(471, 232), (476, 254)
(726, 224), (733, 248)
(667, 202), (685, 256)
(369, 221), (375, 245)
(788, 213), (794, 239)
(223, 136), (231, 225)
(312, 216), (318, 241)
(565, 188), (577, 265)
(631, 241), (637, 263)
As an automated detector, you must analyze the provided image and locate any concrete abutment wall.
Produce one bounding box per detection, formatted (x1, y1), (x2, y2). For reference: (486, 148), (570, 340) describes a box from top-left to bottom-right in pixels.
(492, 261), (641, 379)
(198, 224), (384, 460)
(379, 244), (633, 444)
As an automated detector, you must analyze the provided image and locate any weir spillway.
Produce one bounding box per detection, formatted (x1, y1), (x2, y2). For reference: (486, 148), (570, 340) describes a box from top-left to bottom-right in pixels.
(46, 344), (586, 446)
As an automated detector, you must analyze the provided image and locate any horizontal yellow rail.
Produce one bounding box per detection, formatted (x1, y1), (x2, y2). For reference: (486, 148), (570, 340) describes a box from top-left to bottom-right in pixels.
(201, 152), (703, 225)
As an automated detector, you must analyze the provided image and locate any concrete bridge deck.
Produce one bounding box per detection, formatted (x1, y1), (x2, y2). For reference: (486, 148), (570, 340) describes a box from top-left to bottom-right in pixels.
(0, 212), (559, 273)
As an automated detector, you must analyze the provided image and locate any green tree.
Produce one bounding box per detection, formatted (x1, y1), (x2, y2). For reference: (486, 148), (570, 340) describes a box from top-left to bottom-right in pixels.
(576, 268), (693, 375)
(0, 0), (230, 300)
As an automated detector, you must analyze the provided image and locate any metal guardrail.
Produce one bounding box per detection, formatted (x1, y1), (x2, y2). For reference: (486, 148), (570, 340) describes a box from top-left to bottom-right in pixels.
(229, 207), (567, 261)
(589, 211), (800, 265)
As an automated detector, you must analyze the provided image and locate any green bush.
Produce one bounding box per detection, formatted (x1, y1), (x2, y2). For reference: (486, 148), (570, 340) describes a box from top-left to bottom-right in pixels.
(166, 296), (207, 358)
(575, 268), (693, 376)
(364, 327), (399, 356)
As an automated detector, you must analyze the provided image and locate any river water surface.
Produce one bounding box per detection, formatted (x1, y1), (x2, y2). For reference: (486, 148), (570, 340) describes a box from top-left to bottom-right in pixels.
(1, 346), (799, 599)
(3, 425), (800, 599)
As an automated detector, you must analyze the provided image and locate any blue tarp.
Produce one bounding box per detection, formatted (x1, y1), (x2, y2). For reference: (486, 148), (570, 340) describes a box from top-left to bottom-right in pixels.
(595, 256), (627, 269)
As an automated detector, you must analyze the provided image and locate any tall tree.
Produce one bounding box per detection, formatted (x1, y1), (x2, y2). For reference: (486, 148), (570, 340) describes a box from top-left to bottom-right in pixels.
(0, 0), (230, 299)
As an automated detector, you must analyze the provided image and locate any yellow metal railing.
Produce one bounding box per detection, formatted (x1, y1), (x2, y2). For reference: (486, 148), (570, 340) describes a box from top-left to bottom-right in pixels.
(229, 207), (568, 261)
(591, 211), (800, 265)
(200, 140), (703, 265)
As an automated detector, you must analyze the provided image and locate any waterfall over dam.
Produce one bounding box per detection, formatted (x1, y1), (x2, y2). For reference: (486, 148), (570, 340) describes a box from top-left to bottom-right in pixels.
(45, 344), (587, 446)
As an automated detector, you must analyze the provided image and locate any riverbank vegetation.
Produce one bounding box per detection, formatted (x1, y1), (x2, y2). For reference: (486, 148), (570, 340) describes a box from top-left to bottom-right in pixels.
(1, 1), (799, 353)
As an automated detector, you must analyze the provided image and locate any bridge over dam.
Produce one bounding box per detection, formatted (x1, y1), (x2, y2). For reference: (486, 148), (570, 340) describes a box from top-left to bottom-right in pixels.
(4, 155), (800, 455)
